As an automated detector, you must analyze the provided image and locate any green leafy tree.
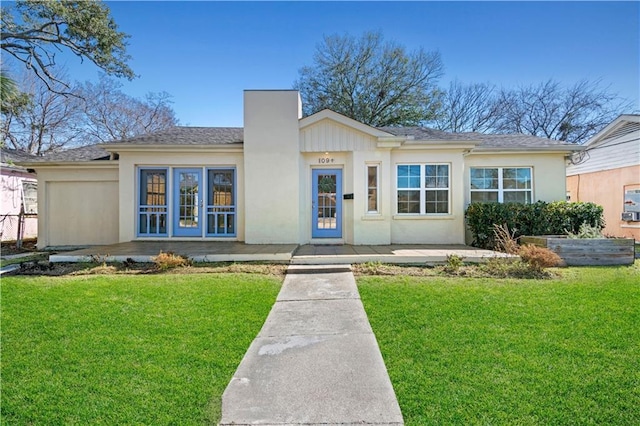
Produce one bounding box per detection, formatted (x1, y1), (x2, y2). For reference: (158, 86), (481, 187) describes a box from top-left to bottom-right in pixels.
(294, 31), (444, 127)
(1, 0), (134, 93)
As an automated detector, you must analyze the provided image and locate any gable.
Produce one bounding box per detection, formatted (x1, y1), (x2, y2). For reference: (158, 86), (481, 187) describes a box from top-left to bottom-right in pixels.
(299, 117), (380, 152)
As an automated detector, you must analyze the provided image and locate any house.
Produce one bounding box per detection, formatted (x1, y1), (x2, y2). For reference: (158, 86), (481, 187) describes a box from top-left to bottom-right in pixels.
(567, 114), (640, 241)
(1, 147), (38, 242)
(20, 90), (581, 249)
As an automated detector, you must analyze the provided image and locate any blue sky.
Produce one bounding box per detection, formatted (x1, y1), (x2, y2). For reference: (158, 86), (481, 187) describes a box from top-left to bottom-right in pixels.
(54, 1), (639, 127)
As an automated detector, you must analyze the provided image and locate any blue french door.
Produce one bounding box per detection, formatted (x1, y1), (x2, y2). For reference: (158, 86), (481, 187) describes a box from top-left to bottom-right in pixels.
(173, 168), (203, 236)
(312, 169), (342, 238)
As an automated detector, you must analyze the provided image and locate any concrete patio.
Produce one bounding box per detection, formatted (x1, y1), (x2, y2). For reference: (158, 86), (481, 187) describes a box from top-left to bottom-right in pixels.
(48, 241), (509, 264)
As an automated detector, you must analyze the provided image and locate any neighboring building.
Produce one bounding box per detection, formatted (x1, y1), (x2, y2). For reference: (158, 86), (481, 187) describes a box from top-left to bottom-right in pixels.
(1, 148), (38, 242)
(20, 90), (580, 249)
(567, 114), (640, 241)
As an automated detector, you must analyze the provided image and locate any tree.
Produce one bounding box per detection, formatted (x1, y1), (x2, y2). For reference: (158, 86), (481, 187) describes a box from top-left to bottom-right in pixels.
(432, 80), (504, 133)
(294, 31), (444, 127)
(1, 72), (178, 154)
(432, 78), (629, 144)
(1, 0), (134, 93)
(494, 79), (629, 144)
(77, 75), (178, 142)
(1, 70), (83, 155)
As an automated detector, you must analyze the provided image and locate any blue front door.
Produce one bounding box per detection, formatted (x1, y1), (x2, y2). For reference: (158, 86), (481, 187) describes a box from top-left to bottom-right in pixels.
(312, 169), (342, 238)
(173, 168), (202, 237)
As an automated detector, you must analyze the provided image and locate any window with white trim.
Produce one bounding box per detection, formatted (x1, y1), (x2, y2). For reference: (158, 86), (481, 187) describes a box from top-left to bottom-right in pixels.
(470, 167), (532, 203)
(367, 164), (379, 213)
(397, 164), (450, 214)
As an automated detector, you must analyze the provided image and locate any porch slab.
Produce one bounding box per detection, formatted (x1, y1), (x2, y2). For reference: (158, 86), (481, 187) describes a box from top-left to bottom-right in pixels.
(48, 241), (298, 263)
(292, 244), (510, 265)
(47, 241), (509, 264)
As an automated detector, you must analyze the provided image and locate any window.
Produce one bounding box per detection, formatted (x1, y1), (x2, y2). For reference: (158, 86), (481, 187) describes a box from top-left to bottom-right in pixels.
(138, 168), (168, 235)
(21, 181), (37, 214)
(367, 165), (379, 213)
(207, 168), (236, 236)
(397, 164), (450, 214)
(470, 167), (532, 203)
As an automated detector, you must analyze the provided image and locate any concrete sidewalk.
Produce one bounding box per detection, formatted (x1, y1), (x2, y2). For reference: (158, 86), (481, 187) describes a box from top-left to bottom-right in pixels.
(220, 265), (404, 425)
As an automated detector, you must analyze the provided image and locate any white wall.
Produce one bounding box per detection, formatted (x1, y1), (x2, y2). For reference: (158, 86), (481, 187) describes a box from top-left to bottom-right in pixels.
(389, 149), (467, 244)
(243, 90), (302, 243)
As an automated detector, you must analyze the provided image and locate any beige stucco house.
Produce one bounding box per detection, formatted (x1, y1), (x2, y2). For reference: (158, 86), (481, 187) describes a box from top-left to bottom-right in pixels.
(21, 90), (580, 249)
(567, 114), (640, 241)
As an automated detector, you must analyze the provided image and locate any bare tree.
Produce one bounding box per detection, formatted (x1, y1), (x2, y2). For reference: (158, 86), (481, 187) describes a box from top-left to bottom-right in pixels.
(1, 70), (83, 155)
(494, 79), (629, 143)
(77, 75), (178, 142)
(294, 31), (444, 127)
(432, 80), (504, 133)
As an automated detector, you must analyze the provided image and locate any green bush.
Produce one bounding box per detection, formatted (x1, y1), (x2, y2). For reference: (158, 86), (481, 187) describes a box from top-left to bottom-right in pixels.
(465, 201), (604, 249)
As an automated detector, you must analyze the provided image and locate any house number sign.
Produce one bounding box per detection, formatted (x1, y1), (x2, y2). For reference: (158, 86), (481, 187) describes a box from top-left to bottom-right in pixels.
(318, 157), (335, 164)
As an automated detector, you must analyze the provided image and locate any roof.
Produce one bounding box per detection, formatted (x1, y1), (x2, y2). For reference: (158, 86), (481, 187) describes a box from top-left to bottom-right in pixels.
(378, 126), (476, 142)
(1, 147), (39, 164)
(18, 119), (578, 165)
(20, 144), (112, 163)
(104, 126), (244, 146)
(582, 114), (640, 148)
(379, 127), (578, 149)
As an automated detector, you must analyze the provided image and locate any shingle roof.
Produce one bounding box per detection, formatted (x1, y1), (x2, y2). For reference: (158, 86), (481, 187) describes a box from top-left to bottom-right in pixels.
(17, 122), (576, 165)
(378, 126), (477, 141)
(106, 126), (244, 145)
(378, 126), (575, 148)
(461, 132), (575, 149)
(39, 145), (112, 161)
(1, 147), (39, 164)
(16, 144), (112, 163)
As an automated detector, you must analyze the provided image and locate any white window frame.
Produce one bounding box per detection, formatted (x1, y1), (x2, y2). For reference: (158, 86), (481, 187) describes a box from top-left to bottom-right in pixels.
(396, 163), (451, 215)
(470, 167), (533, 203)
(366, 163), (380, 214)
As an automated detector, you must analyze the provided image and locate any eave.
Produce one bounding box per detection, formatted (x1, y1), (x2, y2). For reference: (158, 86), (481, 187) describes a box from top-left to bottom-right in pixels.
(16, 160), (119, 169)
(100, 143), (244, 154)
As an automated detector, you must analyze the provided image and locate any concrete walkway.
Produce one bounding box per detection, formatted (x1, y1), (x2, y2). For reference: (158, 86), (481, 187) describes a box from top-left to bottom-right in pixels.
(219, 265), (404, 425)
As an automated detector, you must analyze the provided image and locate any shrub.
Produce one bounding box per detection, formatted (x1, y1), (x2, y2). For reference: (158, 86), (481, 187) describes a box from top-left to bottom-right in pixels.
(493, 224), (519, 254)
(443, 254), (464, 274)
(567, 222), (605, 239)
(152, 251), (191, 270)
(518, 244), (562, 271)
(479, 258), (541, 279)
(465, 201), (604, 249)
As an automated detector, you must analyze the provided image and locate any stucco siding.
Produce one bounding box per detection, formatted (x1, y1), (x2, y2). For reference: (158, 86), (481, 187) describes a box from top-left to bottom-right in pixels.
(465, 153), (568, 205)
(244, 90), (301, 243)
(567, 165), (640, 240)
(389, 149), (467, 244)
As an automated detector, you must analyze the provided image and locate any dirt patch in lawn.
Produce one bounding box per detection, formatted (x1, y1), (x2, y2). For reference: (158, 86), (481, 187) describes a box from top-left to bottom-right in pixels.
(1, 239), (38, 256)
(9, 259), (289, 278)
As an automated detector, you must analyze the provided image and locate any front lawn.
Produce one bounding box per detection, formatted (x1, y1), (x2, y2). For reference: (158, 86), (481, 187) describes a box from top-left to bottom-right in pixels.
(1, 273), (281, 424)
(359, 264), (640, 425)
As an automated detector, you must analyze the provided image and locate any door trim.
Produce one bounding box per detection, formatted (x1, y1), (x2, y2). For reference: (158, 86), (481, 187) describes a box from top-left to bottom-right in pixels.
(311, 168), (342, 238)
(173, 168), (203, 237)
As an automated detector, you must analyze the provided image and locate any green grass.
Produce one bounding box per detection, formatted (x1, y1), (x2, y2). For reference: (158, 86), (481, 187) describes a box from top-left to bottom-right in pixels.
(359, 264), (640, 425)
(1, 273), (281, 425)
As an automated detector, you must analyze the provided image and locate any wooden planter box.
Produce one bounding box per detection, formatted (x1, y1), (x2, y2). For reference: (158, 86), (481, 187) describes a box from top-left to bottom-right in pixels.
(520, 236), (635, 266)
